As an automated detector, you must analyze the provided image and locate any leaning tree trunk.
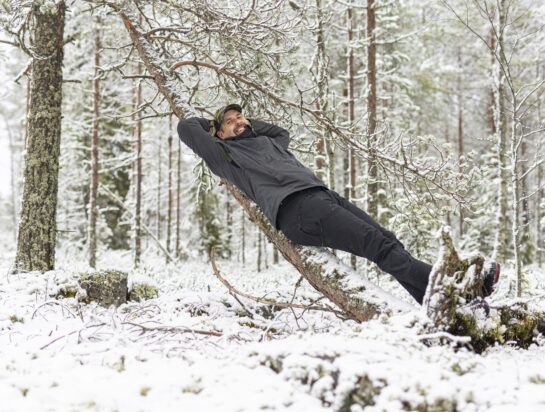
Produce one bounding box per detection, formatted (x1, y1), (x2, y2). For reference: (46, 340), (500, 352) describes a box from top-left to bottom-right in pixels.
(15, 2), (65, 273)
(114, 4), (411, 321)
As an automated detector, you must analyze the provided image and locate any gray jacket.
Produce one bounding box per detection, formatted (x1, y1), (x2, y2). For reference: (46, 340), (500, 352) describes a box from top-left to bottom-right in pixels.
(177, 117), (325, 227)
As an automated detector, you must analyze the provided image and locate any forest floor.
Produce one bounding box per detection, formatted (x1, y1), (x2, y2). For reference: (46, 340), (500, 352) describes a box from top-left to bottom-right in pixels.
(1, 232), (545, 412)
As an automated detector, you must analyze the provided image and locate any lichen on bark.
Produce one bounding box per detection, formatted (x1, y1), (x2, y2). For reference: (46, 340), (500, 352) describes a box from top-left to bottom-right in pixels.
(14, 1), (66, 273)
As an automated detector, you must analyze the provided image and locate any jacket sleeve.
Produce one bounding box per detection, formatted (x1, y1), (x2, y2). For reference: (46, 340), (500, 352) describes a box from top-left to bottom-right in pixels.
(177, 117), (225, 170)
(250, 119), (290, 150)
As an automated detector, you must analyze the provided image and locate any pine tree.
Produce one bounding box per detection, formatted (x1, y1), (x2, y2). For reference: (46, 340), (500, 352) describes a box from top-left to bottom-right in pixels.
(15, 2), (66, 272)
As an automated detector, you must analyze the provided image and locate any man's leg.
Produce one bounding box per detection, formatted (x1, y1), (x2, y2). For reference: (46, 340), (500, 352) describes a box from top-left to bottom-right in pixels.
(277, 188), (431, 304)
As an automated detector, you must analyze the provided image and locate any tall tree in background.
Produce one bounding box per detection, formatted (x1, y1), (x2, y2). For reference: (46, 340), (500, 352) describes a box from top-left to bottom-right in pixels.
(132, 63), (143, 268)
(88, 16), (101, 268)
(346, 3), (357, 269)
(166, 113), (174, 259)
(456, 49), (464, 236)
(366, 0), (378, 219)
(15, 2), (66, 272)
(492, 0), (509, 262)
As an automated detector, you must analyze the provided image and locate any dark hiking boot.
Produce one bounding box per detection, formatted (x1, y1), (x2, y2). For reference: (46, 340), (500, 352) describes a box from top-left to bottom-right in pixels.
(482, 261), (501, 297)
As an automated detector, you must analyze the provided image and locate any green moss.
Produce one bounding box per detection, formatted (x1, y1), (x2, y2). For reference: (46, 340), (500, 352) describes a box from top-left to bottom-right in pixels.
(128, 283), (159, 302)
(78, 270), (128, 307)
(498, 306), (538, 348)
(9, 315), (24, 323)
(449, 303), (543, 353)
(54, 284), (78, 299)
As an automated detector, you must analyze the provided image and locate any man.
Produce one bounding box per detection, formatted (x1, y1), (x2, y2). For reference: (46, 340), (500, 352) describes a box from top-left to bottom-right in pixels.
(177, 104), (500, 304)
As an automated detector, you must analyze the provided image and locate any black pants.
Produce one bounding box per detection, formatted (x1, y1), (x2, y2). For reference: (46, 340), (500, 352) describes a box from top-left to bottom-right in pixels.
(277, 187), (431, 304)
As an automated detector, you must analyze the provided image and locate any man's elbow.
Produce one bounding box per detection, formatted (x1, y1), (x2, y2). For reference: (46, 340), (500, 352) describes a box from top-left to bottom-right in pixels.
(177, 117), (206, 137)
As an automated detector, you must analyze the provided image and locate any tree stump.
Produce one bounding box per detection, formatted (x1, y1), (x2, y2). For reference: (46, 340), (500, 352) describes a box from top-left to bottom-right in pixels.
(78, 270), (128, 307)
(423, 228), (545, 352)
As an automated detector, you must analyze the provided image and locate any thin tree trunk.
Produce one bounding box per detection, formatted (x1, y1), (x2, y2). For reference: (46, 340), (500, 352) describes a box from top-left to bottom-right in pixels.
(342, 86), (350, 199)
(156, 127), (162, 241)
(366, 0), (378, 220)
(175, 136), (181, 257)
(241, 209), (246, 265)
(167, 113), (173, 259)
(444, 123), (452, 228)
(537, 63), (543, 267)
(457, 50), (464, 237)
(347, 4), (357, 270)
(133, 62), (143, 268)
(257, 228), (262, 272)
(537, 164), (543, 267)
(510, 101), (522, 297)
(15, 2), (65, 272)
(313, 0), (327, 183)
(226, 195), (233, 258)
(519, 139), (531, 264)
(88, 17), (101, 269)
(493, 1), (509, 262)
(487, 28), (497, 136)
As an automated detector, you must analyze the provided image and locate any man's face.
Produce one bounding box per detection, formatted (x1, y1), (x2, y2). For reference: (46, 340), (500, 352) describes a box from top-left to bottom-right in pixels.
(217, 110), (250, 139)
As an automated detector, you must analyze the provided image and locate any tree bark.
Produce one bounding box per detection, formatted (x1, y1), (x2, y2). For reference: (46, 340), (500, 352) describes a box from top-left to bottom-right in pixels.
(347, 4), (357, 270)
(15, 2), (65, 272)
(457, 50), (464, 237)
(167, 113), (173, 259)
(175, 134), (182, 258)
(156, 123), (162, 241)
(88, 17), (101, 269)
(312, 0), (329, 185)
(519, 139), (531, 265)
(493, 1), (509, 263)
(537, 63), (543, 267)
(133, 61), (143, 268)
(366, 0), (378, 220)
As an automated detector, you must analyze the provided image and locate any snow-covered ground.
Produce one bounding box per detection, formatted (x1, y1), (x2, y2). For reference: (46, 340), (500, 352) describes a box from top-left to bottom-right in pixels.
(1, 231), (545, 412)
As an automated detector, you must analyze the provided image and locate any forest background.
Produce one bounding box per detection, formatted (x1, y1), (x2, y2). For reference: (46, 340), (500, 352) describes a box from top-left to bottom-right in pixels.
(1, 1), (545, 410)
(0, 0), (545, 307)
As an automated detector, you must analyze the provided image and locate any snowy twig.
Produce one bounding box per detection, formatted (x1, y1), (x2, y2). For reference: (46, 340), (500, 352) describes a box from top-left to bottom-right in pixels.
(418, 331), (472, 344)
(31, 300), (77, 320)
(209, 248), (346, 317)
(122, 321), (223, 338)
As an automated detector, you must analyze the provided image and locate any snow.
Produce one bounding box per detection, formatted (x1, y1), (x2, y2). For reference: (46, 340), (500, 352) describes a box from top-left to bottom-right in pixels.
(1, 232), (545, 411)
